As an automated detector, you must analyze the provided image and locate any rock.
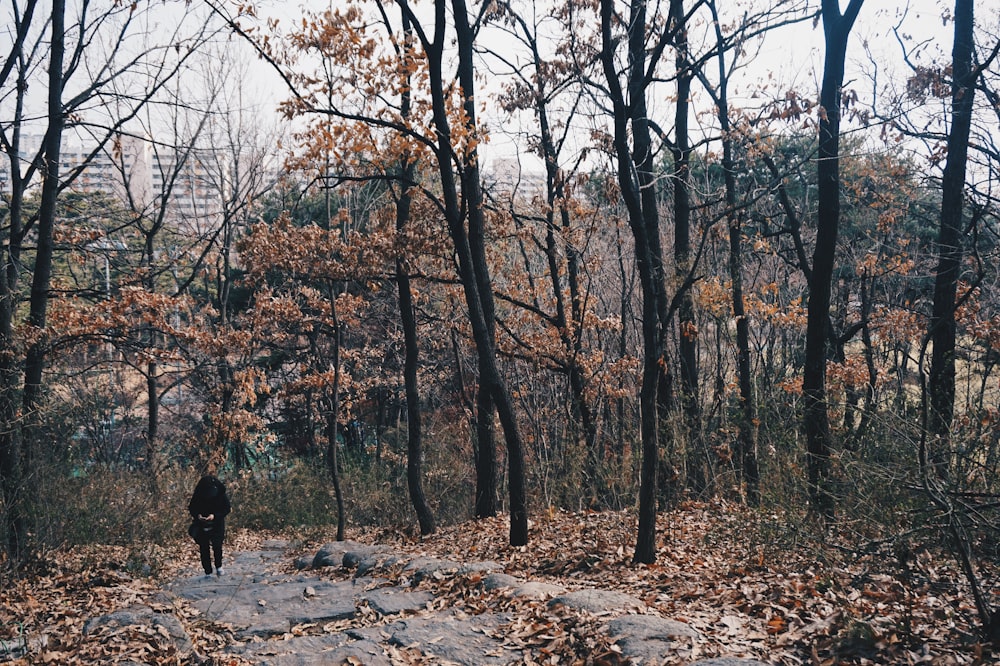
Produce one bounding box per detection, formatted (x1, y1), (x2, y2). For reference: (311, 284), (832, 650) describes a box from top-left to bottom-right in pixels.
(169, 564), (365, 638)
(511, 581), (566, 599)
(343, 545), (393, 568)
(549, 589), (644, 614)
(363, 587), (434, 616)
(162, 541), (770, 666)
(225, 635), (389, 666)
(458, 560), (505, 575)
(607, 614), (700, 639)
(312, 540), (387, 568)
(83, 605), (193, 658)
(482, 572), (519, 590)
(607, 615), (700, 663)
(356, 553), (400, 576)
(403, 556), (461, 582)
(349, 612), (518, 665)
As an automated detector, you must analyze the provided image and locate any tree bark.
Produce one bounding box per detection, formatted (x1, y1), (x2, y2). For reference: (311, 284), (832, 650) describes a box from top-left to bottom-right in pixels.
(453, 0), (527, 545)
(404, 0), (529, 545)
(803, 0), (863, 520)
(671, 0), (703, 494)
(395, 13), (435, 536)
(704, 0), (759, 505)
(926, 0), (977, 479)
(21, 0), (66, 461)
(599, 0), (678, 564)
(326, 301), (345, 542)
(0, 31), (30, 561)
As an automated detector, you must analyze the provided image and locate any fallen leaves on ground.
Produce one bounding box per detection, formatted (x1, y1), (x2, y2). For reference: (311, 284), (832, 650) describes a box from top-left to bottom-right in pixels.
(0, 502), (994, 664)
(357, 501), (994, 665)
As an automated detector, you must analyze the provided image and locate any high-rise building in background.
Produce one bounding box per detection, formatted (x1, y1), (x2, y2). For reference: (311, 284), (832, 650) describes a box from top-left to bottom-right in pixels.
(1, 132), (225, 225)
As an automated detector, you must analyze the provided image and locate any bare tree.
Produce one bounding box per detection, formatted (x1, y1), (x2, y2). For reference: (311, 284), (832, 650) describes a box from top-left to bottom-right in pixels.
(802, 0), (864, 521)
(597, 0), (702, 563)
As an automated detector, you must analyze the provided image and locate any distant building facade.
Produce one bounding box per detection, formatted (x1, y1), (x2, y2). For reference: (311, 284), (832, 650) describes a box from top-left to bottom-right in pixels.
(1, 132), (225, 224)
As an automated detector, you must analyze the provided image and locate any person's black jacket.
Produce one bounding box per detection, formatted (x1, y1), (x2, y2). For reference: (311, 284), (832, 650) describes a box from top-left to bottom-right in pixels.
(188, 475), (231, 540)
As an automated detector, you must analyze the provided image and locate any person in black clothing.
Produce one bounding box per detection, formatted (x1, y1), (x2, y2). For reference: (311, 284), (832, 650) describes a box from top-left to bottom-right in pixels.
(188, 475), (231, 577)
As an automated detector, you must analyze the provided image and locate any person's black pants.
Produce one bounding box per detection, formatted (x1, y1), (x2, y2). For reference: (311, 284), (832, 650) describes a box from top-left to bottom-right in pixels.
(197, 531), (224, 574)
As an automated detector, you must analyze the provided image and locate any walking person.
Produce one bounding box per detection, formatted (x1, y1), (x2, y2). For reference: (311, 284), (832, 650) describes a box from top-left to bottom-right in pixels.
(188, 475), (231, 578)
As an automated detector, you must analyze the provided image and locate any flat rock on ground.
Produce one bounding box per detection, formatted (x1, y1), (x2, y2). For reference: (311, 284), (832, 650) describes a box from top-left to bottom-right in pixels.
(81, 540), (770, 664)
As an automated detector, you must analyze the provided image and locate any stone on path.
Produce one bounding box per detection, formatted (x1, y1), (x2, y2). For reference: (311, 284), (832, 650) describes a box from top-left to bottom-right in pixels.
(458, 560), (505, 575)
(80, 540), (775, 665)
(403, 556), (461, 582)
(481, 572), (519, 590)
(225, 635), (390, 666)
(511, 581), (566, 599)
(356, 552), (401, 576)
(312, 541), (391, 569)
(606, 615), (700, 663)
(548, 588), (644, 614)
(363, 586), (434, 616)
(167, 552), (372, 638)
(348, 611), (518, 666)
(82, 605), (194, 658)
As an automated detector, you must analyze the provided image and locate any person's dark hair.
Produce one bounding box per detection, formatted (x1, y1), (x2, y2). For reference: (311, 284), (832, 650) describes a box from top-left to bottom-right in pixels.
(194, 475), (221, 499)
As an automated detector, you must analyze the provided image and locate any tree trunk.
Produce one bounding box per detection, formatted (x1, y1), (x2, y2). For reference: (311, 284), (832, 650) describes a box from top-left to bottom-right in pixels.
(398, 255), (435, 535)
(532, 62), (598, 502)
(926, 0), (977, 480)
(0, 106), (27, 561)
(325, 405), (345, 542)
(599, 0), (677, 564)
(406, 0), (529, 545)
(21, 0), (66, 466)
(326, 302), (345, 542)
(394, 13), (435, 536)
(671, 0), (703, 494)
(803, 0), (864, 520)
(390, 106), (432, 534)
(705, 0), (759, 505)
(0, 3), (40, 560)
(474, 387), (498, 517)
(146, 361), (159, 471)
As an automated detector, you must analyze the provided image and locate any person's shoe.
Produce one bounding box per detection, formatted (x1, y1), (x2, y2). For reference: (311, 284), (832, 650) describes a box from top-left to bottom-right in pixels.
(215, 568), (224, 577)
(203, 573), (213, 580)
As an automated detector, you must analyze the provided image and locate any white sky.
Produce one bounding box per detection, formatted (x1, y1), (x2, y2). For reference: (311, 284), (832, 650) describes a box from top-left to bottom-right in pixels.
(3, 1), (996, 178)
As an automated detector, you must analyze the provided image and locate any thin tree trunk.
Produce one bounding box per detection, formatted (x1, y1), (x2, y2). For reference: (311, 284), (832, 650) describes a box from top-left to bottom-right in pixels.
(803, 0), (864, 520)
(147, 361), (159, 471)
(704, 0), (759, 505)
(926, 0), (977, 480)
(599, 0), (676, 564)
(0, 9), (34, 558)
(531, 63), (598, 502)
(671, 0), (702, 494)
(326, 301), (345, 541)
(452, 0), (520, 535)
(474, 387), (498, 517)
(401, 0), (528, 545)
(394, 12), (435, 536)
(21, 0), (66, 463)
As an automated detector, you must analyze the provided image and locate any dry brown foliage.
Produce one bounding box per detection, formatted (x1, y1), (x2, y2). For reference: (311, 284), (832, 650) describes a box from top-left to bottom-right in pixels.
(0, 503), (993, 664)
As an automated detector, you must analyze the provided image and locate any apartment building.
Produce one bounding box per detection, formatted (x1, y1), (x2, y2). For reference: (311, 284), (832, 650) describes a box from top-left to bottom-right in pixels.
(1, 132), (224, 224)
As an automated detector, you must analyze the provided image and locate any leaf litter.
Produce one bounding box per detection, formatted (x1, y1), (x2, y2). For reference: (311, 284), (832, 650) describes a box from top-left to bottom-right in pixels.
(0, 502), (994, 664)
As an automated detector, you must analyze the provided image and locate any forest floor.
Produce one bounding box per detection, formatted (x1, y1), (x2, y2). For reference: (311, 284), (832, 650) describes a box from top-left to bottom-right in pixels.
(0, 500), (995, 664)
